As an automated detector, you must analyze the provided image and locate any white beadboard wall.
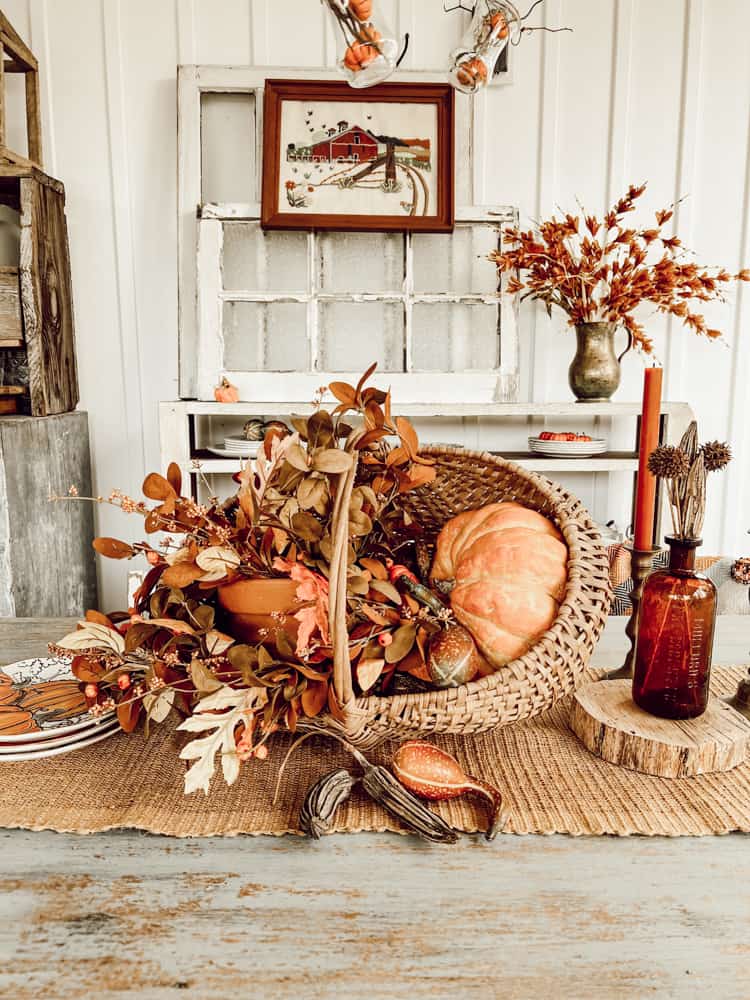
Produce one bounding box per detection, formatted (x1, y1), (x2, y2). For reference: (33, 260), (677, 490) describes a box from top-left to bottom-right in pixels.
(2, 0), (748, 609)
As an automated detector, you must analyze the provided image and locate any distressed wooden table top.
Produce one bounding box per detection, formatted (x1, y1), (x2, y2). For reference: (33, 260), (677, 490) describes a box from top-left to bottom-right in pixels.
(1, 615), (749, 998)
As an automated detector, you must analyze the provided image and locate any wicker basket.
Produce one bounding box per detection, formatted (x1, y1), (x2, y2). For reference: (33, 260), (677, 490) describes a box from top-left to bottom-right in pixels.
(323, 445), (611, 748)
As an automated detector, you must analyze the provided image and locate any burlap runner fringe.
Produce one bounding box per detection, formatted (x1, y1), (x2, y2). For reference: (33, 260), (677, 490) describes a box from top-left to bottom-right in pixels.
(2, 666), (749, 839)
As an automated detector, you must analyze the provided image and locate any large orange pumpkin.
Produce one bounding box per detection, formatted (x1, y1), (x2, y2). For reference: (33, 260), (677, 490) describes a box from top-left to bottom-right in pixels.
(430, 501), (568, 669)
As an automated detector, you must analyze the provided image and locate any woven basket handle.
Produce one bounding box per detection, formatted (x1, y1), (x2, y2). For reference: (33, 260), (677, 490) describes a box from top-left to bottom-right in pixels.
(329, 430), (363, 707)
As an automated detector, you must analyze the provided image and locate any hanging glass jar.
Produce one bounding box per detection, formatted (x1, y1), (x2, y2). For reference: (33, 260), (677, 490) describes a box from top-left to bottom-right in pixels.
(632, 536), (717, 720)
(323, 0), (399, 89)
(448, 1), (522, 94)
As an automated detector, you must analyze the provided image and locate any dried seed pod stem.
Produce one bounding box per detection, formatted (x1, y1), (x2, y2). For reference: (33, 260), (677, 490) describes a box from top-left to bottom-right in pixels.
(359, 762), (459, 844)
(299, 767), (357, 839)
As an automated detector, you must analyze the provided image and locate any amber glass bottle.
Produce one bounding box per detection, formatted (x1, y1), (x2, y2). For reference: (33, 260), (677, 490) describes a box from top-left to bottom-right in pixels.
(632, 537), (717, 719)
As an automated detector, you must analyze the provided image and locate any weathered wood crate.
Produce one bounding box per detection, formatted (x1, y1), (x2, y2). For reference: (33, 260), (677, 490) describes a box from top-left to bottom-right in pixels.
(0, 168), (78, 416)
(0, 12), (78, 416)
(0, 410), (96, 616)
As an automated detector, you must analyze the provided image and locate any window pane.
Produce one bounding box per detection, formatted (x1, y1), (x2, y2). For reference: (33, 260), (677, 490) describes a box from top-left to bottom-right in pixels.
(411, 302), (499, 371)
(222, 223), (308, 292)
(318, 301), (404, 371)
(201, 93), (256, 203)
(412, 224), (500, 294)
(223, 301), (309, 370)
(317, 232), (404, 293)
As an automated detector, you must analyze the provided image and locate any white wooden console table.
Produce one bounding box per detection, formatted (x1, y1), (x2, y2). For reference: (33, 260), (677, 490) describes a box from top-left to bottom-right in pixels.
(160, 399), (694, 543)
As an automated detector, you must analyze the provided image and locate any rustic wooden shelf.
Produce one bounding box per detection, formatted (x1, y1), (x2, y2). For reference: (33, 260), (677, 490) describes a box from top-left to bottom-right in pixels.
(189, 448), (641, 475)
(0, 338), (23, 348)
(169, 399), (694, 420)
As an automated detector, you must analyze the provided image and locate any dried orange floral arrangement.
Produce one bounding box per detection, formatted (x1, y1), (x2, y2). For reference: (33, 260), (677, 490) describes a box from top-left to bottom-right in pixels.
(49, 367), (460, 794)
(492, 183), (750, 353)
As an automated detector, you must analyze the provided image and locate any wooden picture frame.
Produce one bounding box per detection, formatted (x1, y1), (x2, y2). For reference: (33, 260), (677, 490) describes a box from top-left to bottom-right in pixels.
(261, 79), (454, 233)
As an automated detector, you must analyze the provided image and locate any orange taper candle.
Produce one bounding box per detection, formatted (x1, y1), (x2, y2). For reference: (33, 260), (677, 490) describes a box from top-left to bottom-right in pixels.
(633, 365), (664, 550)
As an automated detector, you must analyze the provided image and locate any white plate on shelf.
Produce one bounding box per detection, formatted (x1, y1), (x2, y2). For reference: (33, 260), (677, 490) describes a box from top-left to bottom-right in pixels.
(0, 721), (121, 762)
(0, 657), (114, 744)
(206, 443), (259, 459)
(528, 436), (608, 457)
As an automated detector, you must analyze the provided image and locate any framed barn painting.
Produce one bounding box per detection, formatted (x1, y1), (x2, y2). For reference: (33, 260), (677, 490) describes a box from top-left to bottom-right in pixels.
(261, 79), (454, 233)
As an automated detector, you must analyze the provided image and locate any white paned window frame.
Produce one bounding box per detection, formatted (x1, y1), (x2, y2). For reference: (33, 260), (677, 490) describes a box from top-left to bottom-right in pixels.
(179, 66), (519, 403)
(196, 203), (519, 402)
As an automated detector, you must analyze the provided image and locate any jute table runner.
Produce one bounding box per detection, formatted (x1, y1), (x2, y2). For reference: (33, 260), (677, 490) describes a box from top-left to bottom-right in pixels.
(2, 666), (749, 838)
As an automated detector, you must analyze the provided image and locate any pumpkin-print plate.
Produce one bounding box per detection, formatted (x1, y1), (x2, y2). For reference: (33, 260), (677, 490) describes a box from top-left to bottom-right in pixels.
(0, 718), (120, 754)
(0, 657), (114, 743)
(0, 721), (120, 762)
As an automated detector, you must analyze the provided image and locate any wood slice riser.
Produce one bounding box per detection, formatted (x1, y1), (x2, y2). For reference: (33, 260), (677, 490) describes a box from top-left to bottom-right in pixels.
(569, 679), (750, 778)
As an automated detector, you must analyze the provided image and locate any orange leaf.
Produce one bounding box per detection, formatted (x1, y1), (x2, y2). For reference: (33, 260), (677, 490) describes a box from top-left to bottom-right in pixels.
(364, 400), (385, 429)
(85, 610), (114, 629)
(398, 464), (437, 493)
(355, 362), (378, 399)
(395, 416), (419, 457)
(356, 428), (389, 450)
(71, 656), (105, 683)
(117, 698), (142, 733)
(385, 446), (409, 467)
(301, 680), (328, 717)
(142, 473), (177, 502)
(92, 537), (135, 560)
(144, 510), (162, 534)
(167, 462), (182, 496)
(329, 381), (357, 406)
(161, 561), (203, 588)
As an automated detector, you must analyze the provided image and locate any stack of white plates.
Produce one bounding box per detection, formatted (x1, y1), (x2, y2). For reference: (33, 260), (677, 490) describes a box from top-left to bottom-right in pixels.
(528, 435), (608, 457)
(207, 436), (260, 459)
(0, 657), (118, 762)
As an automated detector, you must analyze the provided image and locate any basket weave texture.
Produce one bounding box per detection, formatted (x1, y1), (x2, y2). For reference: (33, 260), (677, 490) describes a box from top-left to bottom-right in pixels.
(326, 446), (611, 747)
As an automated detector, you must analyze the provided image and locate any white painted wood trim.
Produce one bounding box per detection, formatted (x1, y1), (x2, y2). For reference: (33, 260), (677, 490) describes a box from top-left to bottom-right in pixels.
(250, 0), (270, 66)
(721, 92), (750, 554)
(167, 398), (694, 420)
(28, 0), (56, 176)
(200, 203), (517, 223)
(177, 64), (201, 398)
(665, 0), (705, 401)
(212, 371), (520, 404)
(102, 0), (147, 487)
(196, 218), (224, 400)
(530, 0), (563, 402)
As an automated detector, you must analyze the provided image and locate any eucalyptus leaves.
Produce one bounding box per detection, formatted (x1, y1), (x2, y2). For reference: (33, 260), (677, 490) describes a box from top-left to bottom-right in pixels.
(49, 366), (454, 795)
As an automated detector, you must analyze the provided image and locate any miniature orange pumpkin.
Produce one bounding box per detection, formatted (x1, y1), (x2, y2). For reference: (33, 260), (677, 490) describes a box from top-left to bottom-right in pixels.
(344, 26), (381, 71)
(455, 57), (488, 90)
(214, 377), (239, 403)
(348, 0), (372, 20)
(430, 502), (568, 669)
(488, 11), (509, 38)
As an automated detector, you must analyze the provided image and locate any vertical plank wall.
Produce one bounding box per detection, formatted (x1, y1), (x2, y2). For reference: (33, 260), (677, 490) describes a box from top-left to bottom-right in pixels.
(2, 0), (748, 608)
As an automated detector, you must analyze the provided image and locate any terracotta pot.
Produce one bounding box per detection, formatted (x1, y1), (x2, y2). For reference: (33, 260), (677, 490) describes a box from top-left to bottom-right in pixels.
(217, 578), (300, 645)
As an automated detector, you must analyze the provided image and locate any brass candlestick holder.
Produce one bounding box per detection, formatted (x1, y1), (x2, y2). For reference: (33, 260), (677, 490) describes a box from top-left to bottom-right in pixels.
(607, 545), (659, 680)
(725, 670), (750, 721)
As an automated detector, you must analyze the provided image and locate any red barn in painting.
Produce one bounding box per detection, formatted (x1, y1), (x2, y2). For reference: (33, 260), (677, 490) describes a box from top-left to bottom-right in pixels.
(307, 122), (380, 162)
